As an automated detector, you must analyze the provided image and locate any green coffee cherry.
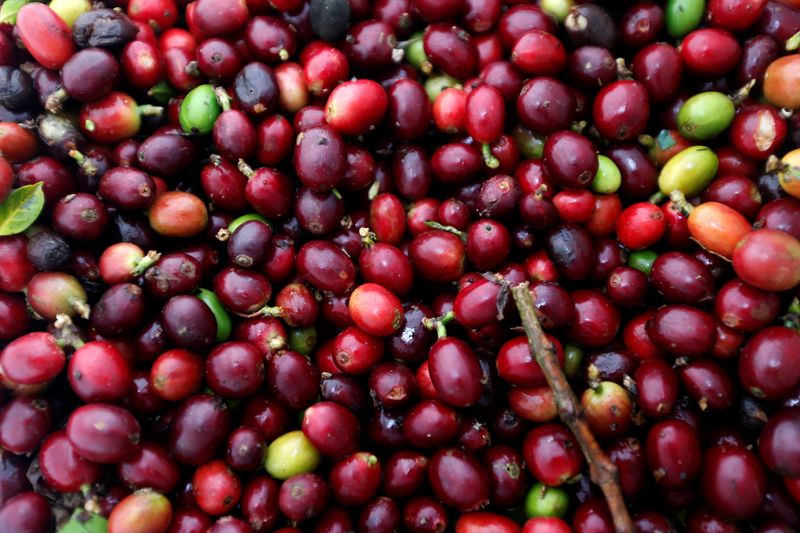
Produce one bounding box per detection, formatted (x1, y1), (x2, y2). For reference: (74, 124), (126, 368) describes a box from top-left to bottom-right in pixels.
(405, 32), (428, 71)
(289, 327), (318, 356)
(628, 250), (659, 275)
(677, 92), (735, 141)
(592, 155), (622, 194)
(525, 483), (570, 518)
(658, 145), (719, 197)
(264, 430), (321, 480)
(50, 0), (91, 27)
(540, 0), (574, 22)
(665, 0), (705, 38)
(424, 74), (460, 102)
(512, 125), (546, 159)
(228, 213), (270, 234)
(197, 288), (232, 343)
(563, 344), (584, 379)
(179, 84), (221, 135)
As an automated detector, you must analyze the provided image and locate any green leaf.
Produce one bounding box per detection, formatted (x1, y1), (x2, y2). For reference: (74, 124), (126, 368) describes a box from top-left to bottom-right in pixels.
(0, 0), (29, 24)
(0, 182), (45, 236)
(58, 509), (108, 533)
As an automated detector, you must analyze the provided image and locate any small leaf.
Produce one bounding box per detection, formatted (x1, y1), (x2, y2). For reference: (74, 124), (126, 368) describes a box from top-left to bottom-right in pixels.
(58, 509), (108, 533)
(0, 182), (45, 236)
(0, 0), (29, 24)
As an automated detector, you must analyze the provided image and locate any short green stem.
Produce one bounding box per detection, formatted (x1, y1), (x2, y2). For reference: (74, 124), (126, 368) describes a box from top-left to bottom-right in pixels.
(424, 221), (466, 240)
(786, 30), (800, 51)
(668, 190), (694, 214)
(132, 250), (161, 277)
(138, 105), (164, 118)
(54, 314), (85, 350)
(482, 143), (500, 169)
(215, 87), (232, 112)
(647, 191), (666, 205)
(45, 87), (68, 113)
(423, 311), (454, 339)
(238, 158), (256, 179)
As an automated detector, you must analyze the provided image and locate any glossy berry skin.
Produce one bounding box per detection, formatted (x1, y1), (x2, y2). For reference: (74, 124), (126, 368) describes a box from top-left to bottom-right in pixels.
(759, 407), (800, 478)
(0, 492), (52, 533)
(616, 203), (666, 250)
(523, 424), (584, 486)
(16, 4), (75, 70)
(593, 81), (650, 142)
(428, 337), (483, 408)
(348, 283), (404, 338)
(302, 402), (359, 459)
(329, 452), (382, 507)
(646, 305), (717, 358)
(543, 131), (597, 189)
(0, 397), (53, 456)
(645, 419), (702, 489)
(66, 404), (142, 464)
(739, 327), (800, 401)
(701, 445), (767, 520)
(194, 459), (242, 516)
(512, 30), (566, 76)
(466, 84), (505, 145)
(428, 448), (489, 512)
(39, 430), (103, 493)
(325, 80), (388, 136)
(681, 28), (742, 78)
(0, 332), (65, 387)
(68, 341), (132, 403)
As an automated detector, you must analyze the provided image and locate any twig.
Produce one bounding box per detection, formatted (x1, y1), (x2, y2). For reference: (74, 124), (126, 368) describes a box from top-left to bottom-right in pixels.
(511, 284), (634, 533)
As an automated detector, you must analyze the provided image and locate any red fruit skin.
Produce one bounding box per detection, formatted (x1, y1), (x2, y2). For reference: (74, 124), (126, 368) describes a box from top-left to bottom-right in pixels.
(732, 229), (800, 292)
(758, 407), (800, 478)
(325, 80), (388, 136)
(523, 423), (585, 487)
(0, 158), (12, 203)
(16, 4), (75, 70)
(0, 236), (36, 293)
(456, 512), (522, 533)
(738, 326), (800, 401)
(39, 431), (103, 493)
(428, 337), (484, 408)
(701, 445), (767, 520)
(301, 402), (360, 458)
(348, 283), (404, 337)
(645, 419), (702, 489)
(0, 332), (65, 386)
(0, 492), (52, 533)
(616, 202), (666, 250)
(193, 460), (242, 516)
(68, 341), (132, 403)
(522, 517), (572, 533)
(465, 85), (505, 144)
(428, 448), (490, 512)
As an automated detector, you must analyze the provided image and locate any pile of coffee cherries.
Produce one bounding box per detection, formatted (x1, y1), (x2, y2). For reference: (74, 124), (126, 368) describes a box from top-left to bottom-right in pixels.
(1, 0), (800, 531)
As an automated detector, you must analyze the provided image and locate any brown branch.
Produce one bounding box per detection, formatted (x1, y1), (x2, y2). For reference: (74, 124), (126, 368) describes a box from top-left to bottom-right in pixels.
(511, 284), (634, 533)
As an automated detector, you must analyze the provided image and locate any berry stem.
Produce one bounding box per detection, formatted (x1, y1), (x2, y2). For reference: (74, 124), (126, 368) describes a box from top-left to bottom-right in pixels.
(787, 30), (800, 51)
(237, 158), (256, 179)
(422, 311), (454, 339)
(138, 105), (164, 118)
(482, 143), (500, 169)
(424, 221), (466, 240)
(45, 87), (68, 113)
(132, 250), (161, 277)
(215, 87), (232, 112)
(511, 283), (634, 533)
(68, 149), (98, 176)
(53, 314), (85, 350)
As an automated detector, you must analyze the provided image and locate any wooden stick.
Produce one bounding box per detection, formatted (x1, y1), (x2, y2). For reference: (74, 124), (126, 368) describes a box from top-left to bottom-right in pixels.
(511, 283), (634, 533)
